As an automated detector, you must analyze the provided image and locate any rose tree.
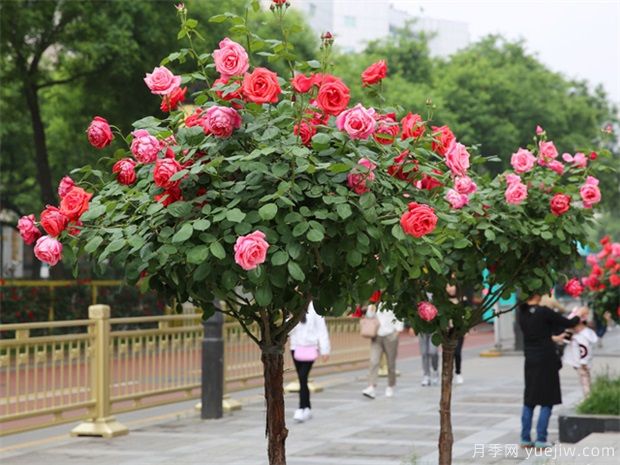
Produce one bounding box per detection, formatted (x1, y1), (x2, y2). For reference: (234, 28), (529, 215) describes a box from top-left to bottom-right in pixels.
(385, 129), (605, 464)
(15, 3), (463, 464)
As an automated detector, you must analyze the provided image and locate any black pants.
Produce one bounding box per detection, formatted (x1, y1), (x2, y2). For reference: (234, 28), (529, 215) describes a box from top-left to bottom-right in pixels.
(454, 336), (464, 375)
(292, 351), (314, 409)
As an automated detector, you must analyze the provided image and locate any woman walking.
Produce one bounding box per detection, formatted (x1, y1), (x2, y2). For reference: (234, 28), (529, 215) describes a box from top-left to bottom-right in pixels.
(362, 303), (404, 398)
(518, 294), (586, 448)
(289, 301), (330, 423)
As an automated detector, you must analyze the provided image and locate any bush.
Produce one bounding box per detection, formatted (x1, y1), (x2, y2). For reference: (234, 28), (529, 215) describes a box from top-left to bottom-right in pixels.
(577, 373), (620, 415)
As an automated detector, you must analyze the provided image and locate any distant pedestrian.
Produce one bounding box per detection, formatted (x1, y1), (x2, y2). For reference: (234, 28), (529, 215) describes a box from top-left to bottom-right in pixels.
(518, 294), (586, 449)
(562, 308), (598, 397)
(417, 331), (439, 386)
(289, 301), (330, 423)
(362, 301), (404, 399)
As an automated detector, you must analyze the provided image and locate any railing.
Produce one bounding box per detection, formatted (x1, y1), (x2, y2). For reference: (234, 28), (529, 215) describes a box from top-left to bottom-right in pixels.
(0, 307), (369, 436)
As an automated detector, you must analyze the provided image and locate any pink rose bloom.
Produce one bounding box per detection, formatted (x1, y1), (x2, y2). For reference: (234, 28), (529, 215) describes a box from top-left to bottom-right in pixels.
(538, 140), (558, 165)
(58, 176), (75, 198)
(417, 301), (438, 322)
(234, 230), (269, 271)
(505, 173), (521, 185)
(445, 142), (470, 176)
(18, 214), (41, 245)
(547, 160), (565, 175)
(510, 148), (536, 174)
(336, 104), (376, 140)
(586, 254), (599, 266)
(505, 180), (528, 205)
(572, 152), (588, 168)
(112, 158), (137, 185)
(143, 66), (182, 95)
(347, 158), (376, 195)
(130, 129), (160, 163)
(34, 235), (63, 266)
(445, 189), (469, 209)
(213, 38), (249, 79)
(86, 116), (114, 149)
(454, 175), (477, 195)
(611, 243), (620, 257)
(202, 106), (242, 138)
(153, 157), (182, 189)
(536, 125), (544, 135)
(580, 176), (601, 208)
(564, 278), (584, 298)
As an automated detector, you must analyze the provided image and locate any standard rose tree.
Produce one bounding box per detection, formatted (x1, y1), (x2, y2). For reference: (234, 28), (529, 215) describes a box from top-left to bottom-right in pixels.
(16, 3), (460, 464)
(384, 128), (605, 465)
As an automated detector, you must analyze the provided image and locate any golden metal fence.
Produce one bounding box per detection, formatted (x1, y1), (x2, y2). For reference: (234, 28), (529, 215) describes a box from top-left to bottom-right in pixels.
(0, 308), (369, 436)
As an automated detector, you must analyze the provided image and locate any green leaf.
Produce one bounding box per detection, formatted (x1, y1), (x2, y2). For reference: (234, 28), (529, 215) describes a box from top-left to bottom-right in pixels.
(541, 231), (553, 240)
(346, 250), (362, 267)
(107, 239), (125, 253)
(80, 204), (106, 221)
(168, 201), (192, 218)
(226, 208), (246, 223)
(484, 229), (496, 241)
(271, 250), (288, 266)
(84, 236), (103, 253)
(293, 222), (309, 237)
(259, 203), (278, 220)
(255, 283), (273, 306)
(454, 238), (469, 249)
(307, 229), (324, 242)
(287, 261), (305, 281)
(187, 245), (209, 264)
(193, 219), (211, 231)
(210, 241), (226, 259)
(172, 224), (193, 243)
(336, 203), (352, 219)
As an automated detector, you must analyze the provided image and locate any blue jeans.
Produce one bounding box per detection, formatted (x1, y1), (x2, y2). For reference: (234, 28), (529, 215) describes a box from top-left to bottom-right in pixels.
(521, 405), (553, 443)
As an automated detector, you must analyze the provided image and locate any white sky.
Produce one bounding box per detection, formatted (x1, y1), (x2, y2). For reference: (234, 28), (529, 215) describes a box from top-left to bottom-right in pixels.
(392, 0), (620, 104)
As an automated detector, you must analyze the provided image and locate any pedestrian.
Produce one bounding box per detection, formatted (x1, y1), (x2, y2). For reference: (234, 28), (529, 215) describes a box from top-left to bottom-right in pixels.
(289, 301), (330, 423)
(562, 308), (598, 397)
(362, 301), (404, 399)
(518, 294), (586, 449)
(447, 283), (466, 385)
(417, 331), (439, 386)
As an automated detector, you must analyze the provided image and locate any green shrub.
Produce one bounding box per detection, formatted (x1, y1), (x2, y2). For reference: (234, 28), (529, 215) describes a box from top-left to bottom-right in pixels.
(577, 373), (620, 415)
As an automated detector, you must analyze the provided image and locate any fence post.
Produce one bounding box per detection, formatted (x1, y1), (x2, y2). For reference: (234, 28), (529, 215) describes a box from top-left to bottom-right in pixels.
(71, 305), (128, 438)
(201, 311), (224, 419)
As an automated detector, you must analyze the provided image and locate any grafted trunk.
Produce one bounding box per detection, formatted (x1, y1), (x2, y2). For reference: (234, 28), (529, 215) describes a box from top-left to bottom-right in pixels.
(438, 337), (457, 465)
(262, 348), (287, 465)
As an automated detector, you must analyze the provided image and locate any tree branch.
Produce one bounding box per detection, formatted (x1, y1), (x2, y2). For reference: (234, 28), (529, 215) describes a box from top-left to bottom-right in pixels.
(36, 70), (95, 89)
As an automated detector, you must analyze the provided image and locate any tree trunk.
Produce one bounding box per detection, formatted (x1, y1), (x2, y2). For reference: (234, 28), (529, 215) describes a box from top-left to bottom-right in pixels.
(261, 348), (288, 465)
(438, 337), (458, 465)
(23, 81), (56, 207)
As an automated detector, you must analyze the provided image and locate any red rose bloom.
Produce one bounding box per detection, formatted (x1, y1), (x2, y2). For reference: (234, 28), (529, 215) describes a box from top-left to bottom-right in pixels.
(212, 77), (243, 104)
(361, 60), (387, 86)
(154, 158), (183, 189)
(294, 121), (316, 146)
(373, 113), (398, 145)
(431, 125), (456, 156)
(40, 206), (68, 237)
(401, 112), (425, 139)
(550, 193), (571, 216)
(369, 290), (382, 303)
(316, 75), (350, 115)
(388, 150), (418, 181)
(160, 86), (187, 112)
(291, 73), (314, 93)
(242, 67), (281, 104)
(610, 274), (620, 287)
(564, 278), (584, 297)
(400, 202), (438, 238)
(112, 158), (137, 185)
(420, 170), (443, 190)
(185, 108), (205, 127)
(155, 185), (183, 206)
(86, 116), (114, 149)
(59, 186), (93, 222)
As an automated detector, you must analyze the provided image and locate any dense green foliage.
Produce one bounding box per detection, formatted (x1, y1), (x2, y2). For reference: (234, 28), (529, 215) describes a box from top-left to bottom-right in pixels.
(577, 373), (620, 415)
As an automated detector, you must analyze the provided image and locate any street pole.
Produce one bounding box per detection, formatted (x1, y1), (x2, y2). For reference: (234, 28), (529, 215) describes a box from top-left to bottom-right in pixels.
(201, 310), (224, 419)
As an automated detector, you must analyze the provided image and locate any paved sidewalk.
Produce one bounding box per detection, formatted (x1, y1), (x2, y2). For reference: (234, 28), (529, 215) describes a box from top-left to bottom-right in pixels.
(1, 329), (618, 465)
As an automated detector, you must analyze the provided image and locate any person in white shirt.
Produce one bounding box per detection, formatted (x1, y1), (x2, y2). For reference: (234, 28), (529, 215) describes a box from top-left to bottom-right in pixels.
(561, 309), (598, 397)
(289, 301), (330, 423)
(362, 303), (404, 399)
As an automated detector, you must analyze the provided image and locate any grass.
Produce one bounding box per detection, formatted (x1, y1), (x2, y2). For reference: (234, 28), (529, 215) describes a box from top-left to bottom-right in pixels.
(576, 372), (620, 415)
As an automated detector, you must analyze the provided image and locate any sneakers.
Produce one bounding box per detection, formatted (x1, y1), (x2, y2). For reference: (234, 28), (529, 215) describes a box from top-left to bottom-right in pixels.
(362, 385), (376, 399)
(293, 408), (305, 423)
(431, 371), (439, 385)
(520, 440), (534, 448)
(534, 441), (553, 449)
(302, 408), (312, 421)
(421, 376), (431, 387)
(454, 374), (464, 385)
(385, 386), (394, 397)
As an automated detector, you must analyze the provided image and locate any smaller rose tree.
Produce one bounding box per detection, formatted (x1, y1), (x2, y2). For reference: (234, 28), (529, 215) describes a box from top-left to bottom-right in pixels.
(565, 235), (620, 323)
(15, 3), (459, 464)
(382, 128), (606, 465)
